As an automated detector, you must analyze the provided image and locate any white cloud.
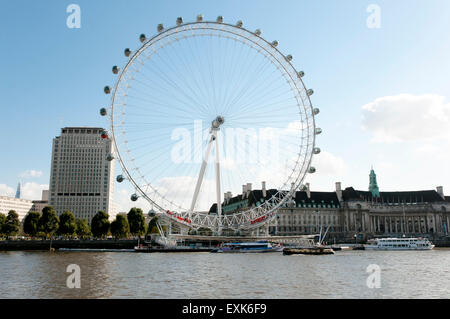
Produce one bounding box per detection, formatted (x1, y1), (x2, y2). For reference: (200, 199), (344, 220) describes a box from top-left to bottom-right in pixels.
(21, 182), (48, 200)
(311, 151), (348, 177)
(0, 184), (15, 197)
(19, 170), (43, 179)
(361, 94), (450, 143)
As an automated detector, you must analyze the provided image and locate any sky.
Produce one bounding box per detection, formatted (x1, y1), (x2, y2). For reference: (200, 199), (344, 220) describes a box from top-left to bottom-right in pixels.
(0, 0), (449, 212)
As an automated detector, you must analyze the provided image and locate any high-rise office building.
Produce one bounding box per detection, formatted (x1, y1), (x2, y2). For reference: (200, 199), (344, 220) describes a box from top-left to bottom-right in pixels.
(49, 127), (115, 223)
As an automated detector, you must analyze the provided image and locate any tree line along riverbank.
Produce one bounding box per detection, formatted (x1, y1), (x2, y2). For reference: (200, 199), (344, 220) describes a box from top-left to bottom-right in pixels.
(0, 206), (160, 240)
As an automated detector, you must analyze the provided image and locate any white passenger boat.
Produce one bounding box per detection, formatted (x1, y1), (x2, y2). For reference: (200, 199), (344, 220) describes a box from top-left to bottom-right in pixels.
(365, 237), (434, 250)
(212, 241), (283, 253)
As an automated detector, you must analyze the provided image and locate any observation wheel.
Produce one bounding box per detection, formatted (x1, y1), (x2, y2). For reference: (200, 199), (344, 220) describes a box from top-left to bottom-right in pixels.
(100, 15), (322, 233)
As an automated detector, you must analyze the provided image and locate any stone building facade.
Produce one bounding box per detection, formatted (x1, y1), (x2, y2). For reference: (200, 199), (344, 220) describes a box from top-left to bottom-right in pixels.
(211, 170), (450, 240)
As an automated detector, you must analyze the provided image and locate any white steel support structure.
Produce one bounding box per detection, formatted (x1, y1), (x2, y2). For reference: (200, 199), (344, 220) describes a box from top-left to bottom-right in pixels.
(189, 116), (224, 233)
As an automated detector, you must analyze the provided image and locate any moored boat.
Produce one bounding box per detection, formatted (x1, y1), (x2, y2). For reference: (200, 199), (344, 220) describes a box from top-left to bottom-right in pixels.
(365, 237), (434, 250)
(283, 246), (334, 255)
(213, 241), (283, 253)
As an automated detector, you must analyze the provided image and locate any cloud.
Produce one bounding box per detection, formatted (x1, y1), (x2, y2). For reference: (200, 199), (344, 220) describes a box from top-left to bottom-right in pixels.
(0, 184), (15, 197)
(19, 170), (43, 179)
(361, 94), (450, 143)
(311, 151), (348, 177)
(21, 182), (48, 200)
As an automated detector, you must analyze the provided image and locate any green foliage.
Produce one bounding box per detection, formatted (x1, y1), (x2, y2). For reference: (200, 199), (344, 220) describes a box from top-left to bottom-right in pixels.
(0, 213), (6, 236)
(127, 207), (146, 236)
(147, 216), (159, 234)
(4, 210), (20, 237)
(147, 217), (167, 235)
(75, 218), (91, 238)
(38, 206), (59, 237)
(149, 226), (159, 234)
(110, 214), (130, 239)
(91, 211), (110, 238)
(23, 211), (41, 236)
(58, 211), (77, 237)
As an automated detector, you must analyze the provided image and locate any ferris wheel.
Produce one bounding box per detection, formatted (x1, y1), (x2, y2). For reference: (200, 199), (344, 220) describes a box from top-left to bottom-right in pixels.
(100, 15), (321, 233)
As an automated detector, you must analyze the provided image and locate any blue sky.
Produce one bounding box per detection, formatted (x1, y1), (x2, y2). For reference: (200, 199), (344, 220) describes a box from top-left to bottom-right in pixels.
(1, 0), (449, 208)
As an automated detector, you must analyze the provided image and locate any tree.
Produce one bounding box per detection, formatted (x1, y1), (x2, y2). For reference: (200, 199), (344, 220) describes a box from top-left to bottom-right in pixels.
(23, 211), (41, 237)
(75, 218), (91, 238)
(110, 214), (130, 239)
(38, 206), (59, 237)
(58, 211), (77, 237)
(147, 216), (166, 235)
(91, 211), (110, 238)
(127, 207), (146, 236)
(147, 216), (159, 234)
(4, 210), (20, 237)
(0, 213), (6, 237)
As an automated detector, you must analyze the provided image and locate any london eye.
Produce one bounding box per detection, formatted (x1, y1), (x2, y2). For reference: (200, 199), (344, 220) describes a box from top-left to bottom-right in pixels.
(100, 15), (321, 234)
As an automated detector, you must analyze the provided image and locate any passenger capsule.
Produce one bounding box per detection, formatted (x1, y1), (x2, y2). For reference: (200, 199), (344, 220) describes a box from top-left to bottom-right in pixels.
(313, 108), (320, 115)
(104, 86), (111, 94)
(315, 128), (322, 135)
(309, 167), (316, 174)
(307, 89), (314, 96)
(106, 154), (114, 161)
(124, 48), (131, 57)
(131, 194), (139, 202)
(148, 209), (156, 217)
(236, 20), (243, 28)
(196, 14), (203, 22)
(313, 147), (321, 154)
(157, 24), (164, 32)
(271, 40), (278, 47)
(176, 17), (183, 26)
(112, 66), (119, 74)
(254, 29), (261, 36)
(116, 175), (125, 183)
(298, 71), (305, 78)
(216, 16), (223, 23)
(100, 108), (107, 116)
(139, 34), (146, 43)
(100, 130), (108, 139)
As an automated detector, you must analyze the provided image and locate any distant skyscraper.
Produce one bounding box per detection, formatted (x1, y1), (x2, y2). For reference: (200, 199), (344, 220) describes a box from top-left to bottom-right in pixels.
(369, 167), (380, 198)
(49, 127), (115, 222)
(15, 182), (21, 199)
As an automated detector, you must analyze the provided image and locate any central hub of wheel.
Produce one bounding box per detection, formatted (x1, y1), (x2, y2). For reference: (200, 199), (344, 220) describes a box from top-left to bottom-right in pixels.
(211, 116), (225, 129)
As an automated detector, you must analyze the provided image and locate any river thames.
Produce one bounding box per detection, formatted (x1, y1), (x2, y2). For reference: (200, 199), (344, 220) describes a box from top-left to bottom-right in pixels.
(0, 249), (449, 298)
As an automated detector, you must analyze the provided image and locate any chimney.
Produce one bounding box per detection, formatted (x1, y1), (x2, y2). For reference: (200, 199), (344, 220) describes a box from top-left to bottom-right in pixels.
(262, 181), (267, 198)
(335, 182), (343, 202)
(242, 185), (247, 198)
(224, 192), (229, 203)
(437, 186), (444, 199)
(306, 183), (311, 199)
(247, 183), (252, 197)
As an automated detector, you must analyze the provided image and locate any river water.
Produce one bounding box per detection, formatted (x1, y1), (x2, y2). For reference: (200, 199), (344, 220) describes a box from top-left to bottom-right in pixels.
(0, 249), (449, 298)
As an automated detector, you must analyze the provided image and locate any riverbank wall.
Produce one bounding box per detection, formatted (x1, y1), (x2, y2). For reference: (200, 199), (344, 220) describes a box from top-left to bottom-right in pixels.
(0, 239), (138, 251)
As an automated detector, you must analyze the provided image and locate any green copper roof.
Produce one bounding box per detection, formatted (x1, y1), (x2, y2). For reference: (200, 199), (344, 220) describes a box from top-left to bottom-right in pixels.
(369, 167), (380, 197)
